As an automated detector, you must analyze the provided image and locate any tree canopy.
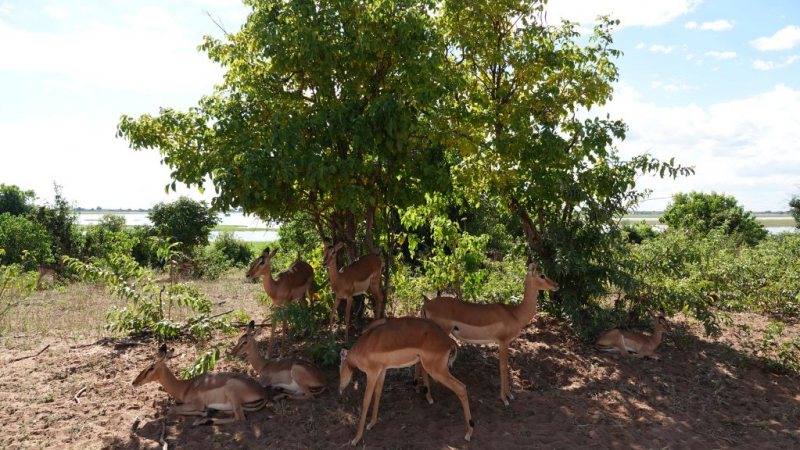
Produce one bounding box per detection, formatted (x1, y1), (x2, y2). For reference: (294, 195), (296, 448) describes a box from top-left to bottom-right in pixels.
(148, 197), (219, 252)
(0, 184), (35, 217)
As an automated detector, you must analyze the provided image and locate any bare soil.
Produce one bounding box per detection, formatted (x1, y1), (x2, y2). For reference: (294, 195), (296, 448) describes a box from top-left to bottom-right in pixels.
(2, 280), (798, 449)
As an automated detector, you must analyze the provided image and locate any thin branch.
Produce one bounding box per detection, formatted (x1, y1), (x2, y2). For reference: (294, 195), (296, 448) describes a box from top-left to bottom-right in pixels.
(9, 344), (51, 363)
(74, 386), (87, 404)
(203, 10), (230, 36)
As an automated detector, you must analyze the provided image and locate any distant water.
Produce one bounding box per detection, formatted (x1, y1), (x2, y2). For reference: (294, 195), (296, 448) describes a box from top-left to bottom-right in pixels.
(77, 211), (278, 242)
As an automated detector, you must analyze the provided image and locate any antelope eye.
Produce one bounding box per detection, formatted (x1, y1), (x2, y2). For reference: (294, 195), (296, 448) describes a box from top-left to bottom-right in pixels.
(540, 275), (545, 279)
(148, 366), (154, 372)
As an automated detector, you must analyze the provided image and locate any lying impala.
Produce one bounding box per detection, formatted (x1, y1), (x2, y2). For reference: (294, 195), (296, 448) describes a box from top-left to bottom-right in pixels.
(246, 247), (315, 356)
(422, 261), (559, 405)
(322, 242), (383, 341)
(232, 320), (327, 400)
(339, 317), (474, 446)
(132, 344), (268, 426)
(596, 311), (672, 360)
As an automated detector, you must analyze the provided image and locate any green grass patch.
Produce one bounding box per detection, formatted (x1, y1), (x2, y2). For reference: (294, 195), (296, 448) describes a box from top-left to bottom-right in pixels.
(212, 225), (277, 232)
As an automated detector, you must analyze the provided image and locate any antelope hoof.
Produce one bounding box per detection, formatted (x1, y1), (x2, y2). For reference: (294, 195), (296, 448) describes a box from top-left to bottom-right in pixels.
(273, 394), (288, 401)
(366, 422), (375, 431)
(192, 417), (213, 427)
(427, 398), (434, 405)
(508, 392), (515, 400)
(350, 439), (359, 447)
(502, 398), (509, 406)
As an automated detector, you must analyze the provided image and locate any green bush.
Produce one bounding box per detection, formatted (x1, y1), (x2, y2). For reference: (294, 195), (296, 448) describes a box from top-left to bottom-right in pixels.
(661, 191), (767, 246)
(148, 197), (220, 253)
(0, 184), (35, 216)
(213, 231), (254, 267)
(0, 213), (54, 269)
(193, 246), (233, 280)
(28, 184), (81, 258)
(0, 262), (38, 329)
(126, 225), (160, 267)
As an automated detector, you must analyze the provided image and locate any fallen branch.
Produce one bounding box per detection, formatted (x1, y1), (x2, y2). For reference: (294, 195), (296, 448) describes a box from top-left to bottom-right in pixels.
(182, 309), (234, 330)
(74, 386), (87, 404)
(9, 344), (51, 363)
(130, 416), (141, 433)
(230, 321), (271, 329)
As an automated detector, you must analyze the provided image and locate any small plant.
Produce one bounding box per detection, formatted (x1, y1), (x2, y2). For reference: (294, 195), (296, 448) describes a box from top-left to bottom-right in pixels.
(271, 300), (330, 339)
(181, 343), (226, 379)
(307, 335), (340, 367)
(65, 252), (230, 341)
(742, 321), (800, 375)
(0, 261), (38, 328)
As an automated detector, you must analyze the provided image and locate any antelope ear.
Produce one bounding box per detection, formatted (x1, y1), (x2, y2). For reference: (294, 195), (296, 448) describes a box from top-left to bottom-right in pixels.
(157, 343), (168, 358)
(247, 320), (255, 331)
(340, 348), (349, 361)
(269, 248), (278, 258)
(262, 247), (270, 255)
(334, 242), (344, 251)
(528, 262), (537, 272)
(422, 294), (430, 302)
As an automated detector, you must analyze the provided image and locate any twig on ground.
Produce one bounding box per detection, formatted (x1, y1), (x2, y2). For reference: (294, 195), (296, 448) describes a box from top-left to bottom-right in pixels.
(74, 386), (87, 404)
(9, 344), (51, 363)
(130, 416), (141, 433)
(182, 309), (235, 330)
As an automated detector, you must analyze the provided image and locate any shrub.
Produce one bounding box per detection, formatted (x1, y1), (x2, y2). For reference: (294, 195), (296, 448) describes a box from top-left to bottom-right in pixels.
(213, 231), (254, 267)
(193, 246), (232, 280)
(661, 191), (767, 246)
(126, 225), (160, 267)
(0, 262), (38, 329)
(29, 184), (81, 258)
(148, 197), (220, 253)
(0, 213), (54, 269)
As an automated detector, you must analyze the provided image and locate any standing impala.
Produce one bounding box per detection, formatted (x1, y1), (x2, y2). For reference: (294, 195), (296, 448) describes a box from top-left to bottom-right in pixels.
(132, 344), (268, 426)
(232, 320), (327, 400)
(322, 242), (383, 341)
(422, 261), (559, 405)
(596, 311), (672, 360)
(339, 317), (474, 446)
(246, 247), (314, 357)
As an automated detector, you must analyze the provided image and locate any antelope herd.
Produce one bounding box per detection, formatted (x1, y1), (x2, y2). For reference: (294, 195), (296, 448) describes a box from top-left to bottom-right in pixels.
(132, 243), (673, 445)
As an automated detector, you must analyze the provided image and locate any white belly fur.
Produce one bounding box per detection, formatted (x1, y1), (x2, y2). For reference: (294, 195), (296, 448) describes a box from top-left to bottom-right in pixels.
(273, 380), (302, 394)
(207, 403), (233, 411)
(452, 329), (496, 345)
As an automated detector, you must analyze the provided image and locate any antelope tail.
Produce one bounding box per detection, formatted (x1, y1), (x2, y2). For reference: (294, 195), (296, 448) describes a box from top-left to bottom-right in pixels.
(447, 342), (458, 368)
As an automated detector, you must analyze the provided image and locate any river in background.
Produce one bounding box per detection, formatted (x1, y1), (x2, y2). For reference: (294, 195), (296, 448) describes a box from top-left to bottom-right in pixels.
(77, 211), (279, 242)
(78, 211), (795, 242)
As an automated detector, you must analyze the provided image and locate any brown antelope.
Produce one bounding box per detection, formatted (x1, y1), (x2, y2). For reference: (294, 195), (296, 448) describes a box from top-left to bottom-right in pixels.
(339, 317), (474, 446)
(36, 259), (62, 289)
(322, 242), (383, 341)
(132, 344), (268, 426)
(596, 311), (673, 360)
(231, 320), (327, 400)
(422, 262), (559, 405)
(246, 247), (314, 357)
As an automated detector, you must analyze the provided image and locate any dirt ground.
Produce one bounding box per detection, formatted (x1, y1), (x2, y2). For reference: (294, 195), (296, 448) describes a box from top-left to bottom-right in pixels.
(2, 281), (799, 449)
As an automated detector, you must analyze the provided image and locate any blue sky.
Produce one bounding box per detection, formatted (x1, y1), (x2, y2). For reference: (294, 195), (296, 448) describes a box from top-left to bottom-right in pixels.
(1, 0), (798, 212)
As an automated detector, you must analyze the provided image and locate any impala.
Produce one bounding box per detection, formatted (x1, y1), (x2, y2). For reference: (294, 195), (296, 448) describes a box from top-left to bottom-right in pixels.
(422, 262), (559, 405)
(246, 247), (315, 356)
(36, 259), (62, 289)
(339, 317), (474, 446)
(596, 311), (672, 360)
(322, 242), (383, 341)
(132, 344), (268, 426)
(232, 320), (327, 400)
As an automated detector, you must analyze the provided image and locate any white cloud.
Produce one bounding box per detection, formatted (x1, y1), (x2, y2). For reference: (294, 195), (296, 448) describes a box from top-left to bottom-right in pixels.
(750, 25), (800, 51)
(0, 2), (12, 15)
(686, 54), (694, 60)
(43, 6), (69, 19)
(705, 51), (736, 60)
(597, 83), (800, 211)
(685, 21), (698, 30)
(649, 44), (675, 54)
(635, 42), (645, 50)
(546, 0), (702, 28)
(0, 9), (225, 95)
(752, 55), (800, 71)
(699, 19), (733, 31)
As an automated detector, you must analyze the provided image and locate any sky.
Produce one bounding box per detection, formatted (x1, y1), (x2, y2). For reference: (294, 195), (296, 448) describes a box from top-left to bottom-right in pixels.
(0, 0), (798, 212)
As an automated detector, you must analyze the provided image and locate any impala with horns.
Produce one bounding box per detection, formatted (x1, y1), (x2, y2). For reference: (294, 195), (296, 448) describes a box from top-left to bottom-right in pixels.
(246, 247), (315, 357)
(132, 344), (268, 426)
(322, 241), (383, 341)
(339, 317), (474, 446)
(422, 261), (559, 405)
(232, 320), (327, 400)
(596, 311), (672, 360)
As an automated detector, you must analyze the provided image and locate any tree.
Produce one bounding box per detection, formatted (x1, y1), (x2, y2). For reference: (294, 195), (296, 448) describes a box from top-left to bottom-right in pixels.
(660, 191), (767, 246)
(118, 0), (454, 261)
(29, 183), (81, 258)
(0, 184), (35, 216)
(436, 1), (692, 330)
(148, 197), (219, 252)
(790, 196), (800, 229)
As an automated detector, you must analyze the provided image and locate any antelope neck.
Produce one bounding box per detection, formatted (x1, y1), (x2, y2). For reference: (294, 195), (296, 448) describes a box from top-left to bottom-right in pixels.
(155, 365), (193, 402)
(509, 275), (540, 326)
